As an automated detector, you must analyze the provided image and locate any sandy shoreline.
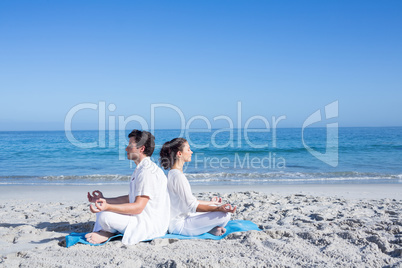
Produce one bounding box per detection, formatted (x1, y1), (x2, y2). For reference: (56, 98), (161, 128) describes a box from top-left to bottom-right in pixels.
(2, 183), (402, 201)
(0, 184), (401, 267)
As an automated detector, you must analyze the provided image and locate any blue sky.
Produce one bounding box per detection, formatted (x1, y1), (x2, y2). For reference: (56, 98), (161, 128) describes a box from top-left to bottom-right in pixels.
(1, 0), (401, 130)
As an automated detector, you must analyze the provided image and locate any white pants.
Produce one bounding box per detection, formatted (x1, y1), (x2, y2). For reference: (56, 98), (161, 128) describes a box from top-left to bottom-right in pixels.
(179, 211), (231, 236)
(94, 211), (231, 237)
(93, 211), (130, 234)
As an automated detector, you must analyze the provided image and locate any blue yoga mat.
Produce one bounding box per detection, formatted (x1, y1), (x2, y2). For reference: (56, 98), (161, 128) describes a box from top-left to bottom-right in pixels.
(65, 220), (261, 248)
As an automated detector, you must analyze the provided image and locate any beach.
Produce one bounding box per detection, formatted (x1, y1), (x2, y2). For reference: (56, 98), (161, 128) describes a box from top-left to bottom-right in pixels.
(2, 0), (402, 265)
(1, 184), (401, 267)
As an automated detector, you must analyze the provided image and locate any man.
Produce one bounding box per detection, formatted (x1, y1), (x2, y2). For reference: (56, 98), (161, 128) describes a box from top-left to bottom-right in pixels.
(85, 130), (170, 245)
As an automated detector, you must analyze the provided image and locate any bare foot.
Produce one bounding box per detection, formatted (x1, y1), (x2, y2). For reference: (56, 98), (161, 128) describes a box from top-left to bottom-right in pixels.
(208, 226), (226, 236)
(85, 230), (115, 244)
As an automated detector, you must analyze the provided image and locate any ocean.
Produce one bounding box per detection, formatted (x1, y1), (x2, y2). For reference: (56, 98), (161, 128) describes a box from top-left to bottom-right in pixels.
(1, 127), (401, 185)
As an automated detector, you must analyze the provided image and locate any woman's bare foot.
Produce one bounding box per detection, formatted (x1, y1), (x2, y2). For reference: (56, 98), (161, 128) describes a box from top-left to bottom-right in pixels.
(208, 226), (226, 236)
(85, 230), (114, 244)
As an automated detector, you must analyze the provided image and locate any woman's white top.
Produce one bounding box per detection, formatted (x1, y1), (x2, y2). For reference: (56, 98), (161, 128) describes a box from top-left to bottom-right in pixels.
(122, 157), (170, 245)
(167, 169), (199, 233)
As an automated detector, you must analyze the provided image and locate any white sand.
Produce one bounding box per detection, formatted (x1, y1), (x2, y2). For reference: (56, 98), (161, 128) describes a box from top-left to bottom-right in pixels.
(0, 184), (401, 267)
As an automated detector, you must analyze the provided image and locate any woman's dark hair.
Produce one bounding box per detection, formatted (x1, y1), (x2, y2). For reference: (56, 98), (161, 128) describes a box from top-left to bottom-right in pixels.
(159, 138), (187, 170)
(128, 130), (155, 157)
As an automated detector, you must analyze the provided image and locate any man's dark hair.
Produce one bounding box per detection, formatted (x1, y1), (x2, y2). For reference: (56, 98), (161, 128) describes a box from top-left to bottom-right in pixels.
(128, 130), (155, 157)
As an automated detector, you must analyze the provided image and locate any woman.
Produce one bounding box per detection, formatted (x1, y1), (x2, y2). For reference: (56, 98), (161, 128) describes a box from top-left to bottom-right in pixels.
(160, 138), (236, 236)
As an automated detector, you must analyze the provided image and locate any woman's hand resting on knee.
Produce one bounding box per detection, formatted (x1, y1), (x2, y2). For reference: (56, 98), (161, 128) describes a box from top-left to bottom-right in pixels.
(217, 203), (237, 213)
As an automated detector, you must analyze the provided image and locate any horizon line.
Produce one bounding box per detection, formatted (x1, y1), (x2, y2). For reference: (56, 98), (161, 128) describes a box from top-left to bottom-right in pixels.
(1, 126), (402, 132)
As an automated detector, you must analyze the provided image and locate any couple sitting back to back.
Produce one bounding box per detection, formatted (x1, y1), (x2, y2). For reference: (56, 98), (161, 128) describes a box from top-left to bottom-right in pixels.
(86, 129), (236, 245)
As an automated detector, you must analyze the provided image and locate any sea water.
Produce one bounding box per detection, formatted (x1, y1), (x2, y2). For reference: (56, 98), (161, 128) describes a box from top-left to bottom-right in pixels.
(0, 127), (401, 185)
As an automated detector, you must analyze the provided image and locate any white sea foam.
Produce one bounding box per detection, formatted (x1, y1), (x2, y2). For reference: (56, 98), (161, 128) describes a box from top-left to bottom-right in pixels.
(2, 171), (400, 185)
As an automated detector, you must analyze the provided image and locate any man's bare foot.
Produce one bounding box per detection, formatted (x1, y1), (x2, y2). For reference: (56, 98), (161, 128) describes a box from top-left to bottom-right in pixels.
(85, 230), (115, 244)
(208, 226), (226, 236)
